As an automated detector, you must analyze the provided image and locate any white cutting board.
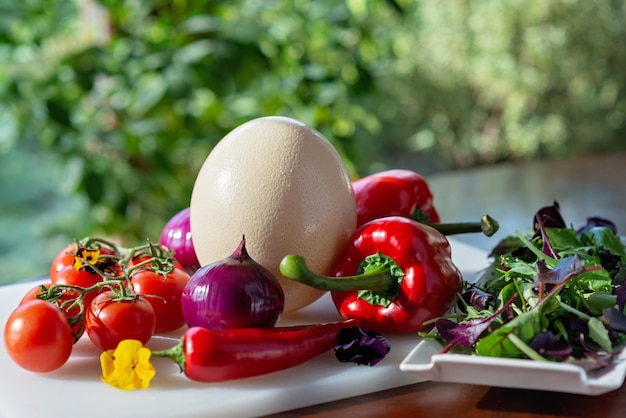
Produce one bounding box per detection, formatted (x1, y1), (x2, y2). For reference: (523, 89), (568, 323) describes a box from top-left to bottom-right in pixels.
(0, 238), (489, 418)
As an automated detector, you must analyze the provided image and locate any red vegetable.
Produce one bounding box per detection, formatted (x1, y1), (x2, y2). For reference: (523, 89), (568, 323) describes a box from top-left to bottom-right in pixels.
(352, 169), (440, 226)
(4, 300), (74, 373)
(50, 242), (123, 309)
(280, 216), (463, 334)
(353, 169), (499, 237)
(152, 319), (357, 382)
(20, 282), (85, 340)
(85, 291), (156, 351)
(130, 267), (190, 333)
(50, 241), (122, 282)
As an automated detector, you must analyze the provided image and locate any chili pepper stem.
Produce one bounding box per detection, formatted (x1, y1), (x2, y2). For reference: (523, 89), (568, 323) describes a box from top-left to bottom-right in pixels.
(428, 214), (499, 237)
(279, 255), (395, 293)
(152, 340), (186, 373)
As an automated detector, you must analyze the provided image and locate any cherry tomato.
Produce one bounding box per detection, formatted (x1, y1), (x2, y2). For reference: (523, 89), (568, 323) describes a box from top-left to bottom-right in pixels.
(51, 265), (101, 288)
(20, 283), (85, 340)
(50, 244), (76, 278)
(20, 283), (51, 305)
(50, 266), (104, 306)
(85, 291), (156, 351)
(4, 300), (74, 373)
(50, 244), (122, 283)
(131, 267), (190, 333)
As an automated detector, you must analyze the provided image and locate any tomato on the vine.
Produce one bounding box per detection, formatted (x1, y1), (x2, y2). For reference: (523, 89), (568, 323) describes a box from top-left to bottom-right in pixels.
(126, 254), (185, 274)
(50, 266), (105, 307)
(51, 265), (102, 288)
(50, 244), (122, 284)
(20, 283), (85, 340)
(50, 244), (75, 277)
(85, 291), (156, 351)
(4, 300), (74, 373)
(131, 267), (190, 333)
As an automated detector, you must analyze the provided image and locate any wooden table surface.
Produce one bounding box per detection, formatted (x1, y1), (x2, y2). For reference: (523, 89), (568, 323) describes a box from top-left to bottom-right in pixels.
(268, 152), (626, 418)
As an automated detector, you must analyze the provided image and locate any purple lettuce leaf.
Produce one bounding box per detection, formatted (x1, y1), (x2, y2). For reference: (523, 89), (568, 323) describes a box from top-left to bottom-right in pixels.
(435, 293), (518, 347)
(600, 307), (626, 333)
(533, 202), (567, 232)
(529, 331), (572, 358)
(534, 254), (586, 286)
(532, 202), (565, 259)
(577, 217), (618, 236)
(569, 332), (616, 371)
(460, 288), (494, 312)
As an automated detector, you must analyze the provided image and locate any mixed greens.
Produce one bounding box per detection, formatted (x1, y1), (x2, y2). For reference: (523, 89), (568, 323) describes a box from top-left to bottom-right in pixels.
(425, 202), (626, 370)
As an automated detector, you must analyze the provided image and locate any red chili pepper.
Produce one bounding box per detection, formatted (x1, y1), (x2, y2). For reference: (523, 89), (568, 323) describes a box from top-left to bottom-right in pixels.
(153, 319), (357, 382)
(352, 169), (440, 227)
(280, 216), (463, 334)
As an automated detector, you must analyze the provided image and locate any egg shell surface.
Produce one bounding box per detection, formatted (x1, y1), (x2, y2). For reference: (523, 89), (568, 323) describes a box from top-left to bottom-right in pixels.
(190, 116), (357, 312)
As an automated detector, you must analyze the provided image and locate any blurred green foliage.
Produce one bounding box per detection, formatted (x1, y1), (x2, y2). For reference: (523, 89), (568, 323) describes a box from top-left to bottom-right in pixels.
(1, 0), (626, 281)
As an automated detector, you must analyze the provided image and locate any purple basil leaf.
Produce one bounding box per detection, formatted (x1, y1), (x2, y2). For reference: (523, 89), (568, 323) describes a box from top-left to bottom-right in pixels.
(436, 317), (494, 346)
(536, 215), (559, 259)
(435, 293), (518, 346)
(533, 202), (567, 233)
(334, 327), (390, 366)
(532, 202), (565, 259)
(577, 217), (618, 236)
(600, 308), (626, 333)
(570, 332), (616, 371)
(529, 332), (572, 357)
(534, 254), (586, 286)
(460, 288), (494, 311)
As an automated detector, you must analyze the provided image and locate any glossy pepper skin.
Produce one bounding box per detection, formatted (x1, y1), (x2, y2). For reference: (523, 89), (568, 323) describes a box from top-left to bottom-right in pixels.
(174, 319), (357, 382)
(352, 169), (440, 227)
(331, 216), (462, 334)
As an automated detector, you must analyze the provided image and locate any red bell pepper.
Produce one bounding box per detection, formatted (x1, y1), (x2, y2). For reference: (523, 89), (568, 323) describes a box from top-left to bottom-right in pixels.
(353, 169), (499, 237)
(152, 319), (358, 382)
(352, 169), (441, 226)
(280, 216), (463, 334)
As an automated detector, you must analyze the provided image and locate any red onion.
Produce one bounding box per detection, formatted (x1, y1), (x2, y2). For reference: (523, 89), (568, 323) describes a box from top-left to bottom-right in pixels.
(181, 236), (285, 330)
(159, 207), (201, 275)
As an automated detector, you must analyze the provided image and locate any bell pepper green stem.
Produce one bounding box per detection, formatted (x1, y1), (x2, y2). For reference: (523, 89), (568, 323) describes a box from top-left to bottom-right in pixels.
(279, 255), (394, 292)
(428, 214), (499, 237)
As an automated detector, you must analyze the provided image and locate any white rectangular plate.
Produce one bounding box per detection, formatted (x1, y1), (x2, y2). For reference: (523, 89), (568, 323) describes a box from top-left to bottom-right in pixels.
(400, 273), (626, 396)
(0, 238), (489, 418)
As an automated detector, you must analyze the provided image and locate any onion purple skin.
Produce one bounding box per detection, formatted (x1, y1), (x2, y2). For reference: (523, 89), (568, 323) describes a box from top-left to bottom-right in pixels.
(159, 207), (201, 275)
(181, 237), (285, 330)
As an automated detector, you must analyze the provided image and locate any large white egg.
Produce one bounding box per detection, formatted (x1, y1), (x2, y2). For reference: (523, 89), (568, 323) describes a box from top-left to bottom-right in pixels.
(190, 116), (357, 312)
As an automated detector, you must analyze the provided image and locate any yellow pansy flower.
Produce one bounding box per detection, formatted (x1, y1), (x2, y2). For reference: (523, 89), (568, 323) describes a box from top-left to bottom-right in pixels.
(72, 247), (100, 271)
(100, 339), (156, 390)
